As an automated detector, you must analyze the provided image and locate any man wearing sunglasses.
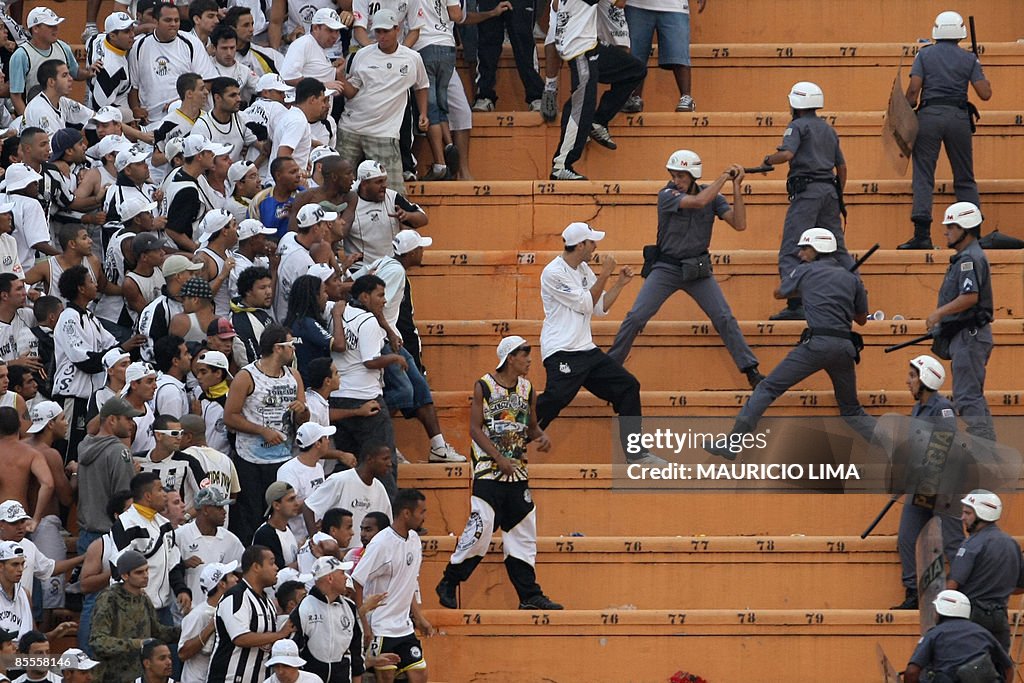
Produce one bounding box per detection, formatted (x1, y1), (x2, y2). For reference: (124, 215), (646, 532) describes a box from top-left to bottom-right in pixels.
(135, 415), (206, 510)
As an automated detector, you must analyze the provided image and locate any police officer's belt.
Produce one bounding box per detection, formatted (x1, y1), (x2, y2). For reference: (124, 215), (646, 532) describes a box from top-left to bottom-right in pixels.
(919, 97), (981, 133)
(801, 328), (864, 363)
(641, 245), (712, 281)
(786, 176), (847, 221)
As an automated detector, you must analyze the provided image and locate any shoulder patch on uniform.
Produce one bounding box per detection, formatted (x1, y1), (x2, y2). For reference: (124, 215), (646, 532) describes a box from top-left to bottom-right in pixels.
(960, 261), (974, 271)
(941, 408), (954, 418)
(963, 278), (974, 290)
(783, 129), (793, 137)
(957, 548), (966, 557)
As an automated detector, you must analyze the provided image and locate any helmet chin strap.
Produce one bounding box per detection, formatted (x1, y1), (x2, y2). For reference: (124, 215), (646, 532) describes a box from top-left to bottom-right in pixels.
(948, 226), (969, 249)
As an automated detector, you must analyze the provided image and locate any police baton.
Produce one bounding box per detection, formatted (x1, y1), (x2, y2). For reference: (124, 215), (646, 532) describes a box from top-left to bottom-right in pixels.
(741, 164), (775, 175)
(861, 494), (900, 539)
(968, 15), (979, 57)
(850, 243), (880, 272)
(884, 330), (935, 354)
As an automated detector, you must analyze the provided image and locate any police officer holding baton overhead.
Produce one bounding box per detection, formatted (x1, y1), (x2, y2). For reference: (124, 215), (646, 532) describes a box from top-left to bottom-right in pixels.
(925, 201), (995, 441)
(899, 11), (992, 250)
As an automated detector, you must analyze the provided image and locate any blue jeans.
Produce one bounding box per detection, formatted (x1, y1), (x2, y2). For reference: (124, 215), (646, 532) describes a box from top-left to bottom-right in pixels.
(419, 44), (457, 124)
(383, 346), (434, 418)
(76, 530), (103, 653)
(623, 6), (691, 66)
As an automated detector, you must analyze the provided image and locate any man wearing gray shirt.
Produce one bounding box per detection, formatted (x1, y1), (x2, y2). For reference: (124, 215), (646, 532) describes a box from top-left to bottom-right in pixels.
(608, 149), (763, 389)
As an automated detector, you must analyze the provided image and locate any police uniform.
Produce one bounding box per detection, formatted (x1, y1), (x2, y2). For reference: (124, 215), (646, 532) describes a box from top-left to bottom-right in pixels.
(949, 523), (1023, 649)
(938, 239), (994, 440)
(909, 42), (986, 238)
(608, 181), (758, 377)
(896, 393), (963, 599)
(439, 373), (547, 605)
(774, 115), (853, 314)
(734, 256), (872, 438)
(908, 617), (1013, 682)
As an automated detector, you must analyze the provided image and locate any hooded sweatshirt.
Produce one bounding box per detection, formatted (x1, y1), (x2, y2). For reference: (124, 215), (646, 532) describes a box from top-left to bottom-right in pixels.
(77, 434), (136, 534)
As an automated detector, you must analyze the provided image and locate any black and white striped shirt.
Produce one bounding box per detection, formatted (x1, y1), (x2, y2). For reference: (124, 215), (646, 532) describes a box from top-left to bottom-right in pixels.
(209, 579), (278, 683)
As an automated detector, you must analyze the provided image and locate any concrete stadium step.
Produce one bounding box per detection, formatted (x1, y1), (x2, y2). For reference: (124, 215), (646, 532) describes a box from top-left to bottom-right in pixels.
(408, 249), (1024, 325)
(486, 42), (1024, 114)
(418, 534), (1024, 610)
(408, 179), (1024, 251)
(421, 608), (922, 683)
(401, 462), (1024, 536)
(458, 110), (1024, 181)
(396, 382), (1024, 462)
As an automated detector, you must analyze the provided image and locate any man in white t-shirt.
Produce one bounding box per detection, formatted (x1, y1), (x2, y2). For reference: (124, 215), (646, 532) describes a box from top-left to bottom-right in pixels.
(276, 423), (331, 545)
(274, 202), (335, 317)
(279, 8), (347, 88)
(173, 487), (245, 599)
(271, 78), (329, 179)
(302, 441), (392, 541)
(23, 59), (94, 136)
(337, 10), (429, 193)
(178, 561), (238, 683)
(351, 488), (433, 682)
(0, 204), (22, 278)
(0, 165), (57, 273)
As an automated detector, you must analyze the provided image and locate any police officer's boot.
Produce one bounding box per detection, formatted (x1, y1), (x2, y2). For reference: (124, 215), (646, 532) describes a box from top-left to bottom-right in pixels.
(891, 587), (918, 610)
(897, 221), (934, 250)
(769, 298), (806, 321)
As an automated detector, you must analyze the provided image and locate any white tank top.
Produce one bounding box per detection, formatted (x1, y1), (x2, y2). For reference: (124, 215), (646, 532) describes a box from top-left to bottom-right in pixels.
(125, 269), (167, 321)
(48, 256), (97, 305)
(95, 228), (132, 325)
(184, 313), (205, 343)
(0, 391), (16, 409)
(197, 247), (231, 316)
(235, 361), (298, 464)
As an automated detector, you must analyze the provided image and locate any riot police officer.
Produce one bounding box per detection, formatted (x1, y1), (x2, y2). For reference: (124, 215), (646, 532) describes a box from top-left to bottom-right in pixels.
(900, 11), (992, 250)
(948, 490), (1023, 651)
(607, 150), (764, 389)
(763, 82), (853, 321)
(904, 590), (1013, 683)
(925, 201), (994, 441)
(892, 355), (963, 610)
(713, 229), (873, 449)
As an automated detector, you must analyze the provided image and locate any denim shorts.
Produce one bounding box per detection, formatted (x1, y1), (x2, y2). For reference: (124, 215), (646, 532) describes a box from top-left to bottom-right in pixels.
(624, 5), (691, 67)
(419, 43), (457, 124)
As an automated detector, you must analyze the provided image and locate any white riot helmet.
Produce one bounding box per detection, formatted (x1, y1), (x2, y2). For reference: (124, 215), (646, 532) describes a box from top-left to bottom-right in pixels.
(961, 490), (1002, 522)
(942, 201), (983, 230)
(910, 355), (946, 391)
(666, 150), (702, 179)
(788, 82), (824, 110)
(932, 11), (967, 40)
(933, 590), (972, 619)
(797, 228), (837, 254)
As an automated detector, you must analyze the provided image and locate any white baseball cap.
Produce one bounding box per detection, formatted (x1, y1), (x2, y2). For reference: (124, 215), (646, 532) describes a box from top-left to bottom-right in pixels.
(164, 136), (186, 162)
(496, 335), (529, 369)
(27, 401), (64, 434)
(256, 73), (293, 93)
(114, 145), (149, 172)
(0, 202), (13, 214)
(27, 7), (65, 28)
(311, 7), (345, 29)
(307, 263), (335, 282)
(296, 422), (336, 449)
(237, 218), (275, 241)
(90, 105), (124, 125)
(0, 500), (30, 523)
(119, 362), (156, 395)
(370, 8), (399, 30)
(309, 146), (339, 166)
(103, 348), (131, 370)
(197, 350), (231, 371)
(0, 540), (24, 561)
(120, 196), (158, 222)
(199, 561), (239, 594)
(197, 208), (233, 240)
(104, 11), (135, 32)
(61, 649), (100, 671)
(296, 204), (338, 229)
(561, 221), (605, 247)
(265, 639), (306, 668)
(89, 134), (130, 160)
(274, 567), (314, 591)
(181, 134), (232, 158)
(356, 159), (387, 181)
(4, 163), (42, 191)
(311, 555), (353, 580)
(227, 160), (256, 195)
(393, 229), (431, 256)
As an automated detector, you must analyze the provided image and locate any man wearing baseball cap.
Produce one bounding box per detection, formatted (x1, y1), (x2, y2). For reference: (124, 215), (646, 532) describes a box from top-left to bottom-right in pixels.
(2, 163), (58, 273)
(194, 209), (238, 316)
(178, 559), (239, 683)
(275, 203), (337, 315)
(23, 59), (95, 136)
(102, 229), (165, 332)
(337, 9), (429, 193)
(162, 134), (233, 252)
(277, 423), (335, 545)
(85, 12), (136, 118)
(537, 223), (660, 464)
(0, 541), (31, 637)
(173, 487), (243, 600)
(103, 142), (159, 230)
(278, 7), (349, 90)
(224, 161), (261, 223)
(343, 159), (428, 266)
(229, 220), (275, 300)
(9, 7), (87, 116)
(60, 647), (100, 681)
(47, 129), (108, 228)
(254, 482), (301, 569)
(137, 254), (204, 361)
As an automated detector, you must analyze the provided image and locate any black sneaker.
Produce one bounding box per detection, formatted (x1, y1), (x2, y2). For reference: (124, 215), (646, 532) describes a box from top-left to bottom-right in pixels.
(891, 589), (918, 610)
(768, 306), (805, 321)
(744, 365), (766, 389)
(519, 594), (564, 610)
(436, 579), (458, 609)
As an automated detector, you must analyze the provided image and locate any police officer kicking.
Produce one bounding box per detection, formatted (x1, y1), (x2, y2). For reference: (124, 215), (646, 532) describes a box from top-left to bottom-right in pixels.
(925, 201), (995, 441)
(892, 355), (963, 610)
(536, 222), (661, 464)
(607, 150), (765, 389)
(710, 229), (873, 456)
(899, 10), (992, 250)
(764, 82), (853, 321)
(948, 490), (1023, 651)
(904, 590), (1013, 683)
(436, 336), (563, 612)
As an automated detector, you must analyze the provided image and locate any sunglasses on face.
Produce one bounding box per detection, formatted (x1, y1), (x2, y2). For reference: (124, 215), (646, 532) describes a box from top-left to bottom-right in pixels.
(155, 429), (184, 437)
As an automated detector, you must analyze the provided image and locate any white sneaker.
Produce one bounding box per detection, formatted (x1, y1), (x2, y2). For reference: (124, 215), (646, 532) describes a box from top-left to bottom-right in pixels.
(529, 99), (542, 112)
(472, 98), (495, 112)
(676, 95), (696, 112)
(395, 448), (410, 465)
(429, 443), (468, 463)
(82, 24), (98, 43)
(550, 167), (587, 181)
